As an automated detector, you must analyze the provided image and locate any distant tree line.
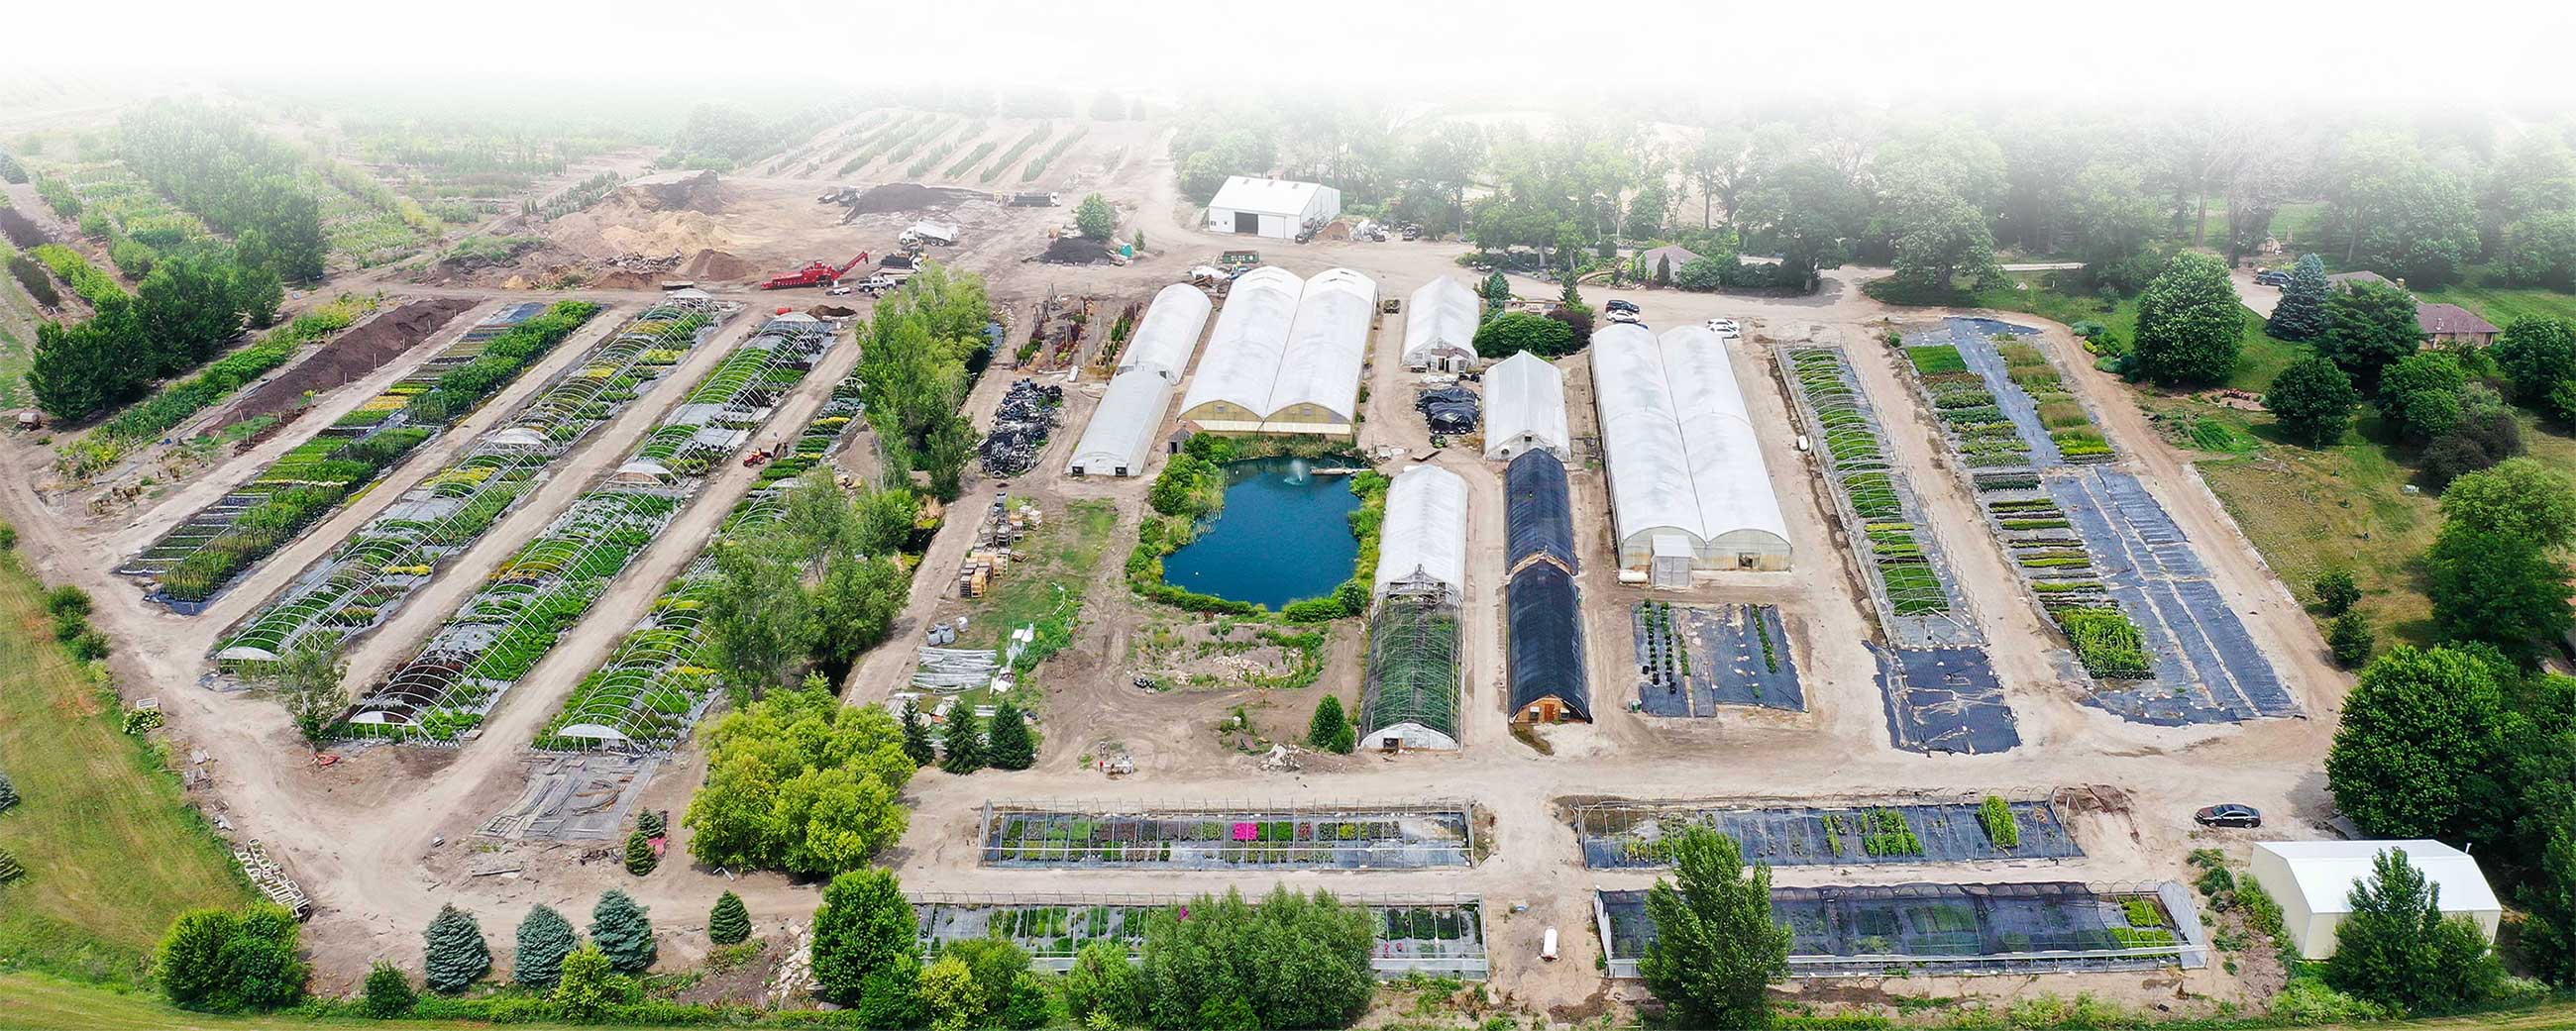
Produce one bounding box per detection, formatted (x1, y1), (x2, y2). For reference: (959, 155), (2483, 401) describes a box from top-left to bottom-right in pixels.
(117, 100), (329, 281)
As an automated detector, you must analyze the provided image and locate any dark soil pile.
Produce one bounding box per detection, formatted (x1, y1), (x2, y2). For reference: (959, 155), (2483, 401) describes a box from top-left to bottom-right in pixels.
(215, 298), (480, 425)
(850, 182), (983, 214)
(1037, 237), (1113, 264)
(0, 207), (48, 249)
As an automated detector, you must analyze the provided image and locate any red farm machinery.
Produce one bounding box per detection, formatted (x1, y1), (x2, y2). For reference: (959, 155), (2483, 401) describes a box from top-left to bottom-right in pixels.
(760, 252), (869, 290)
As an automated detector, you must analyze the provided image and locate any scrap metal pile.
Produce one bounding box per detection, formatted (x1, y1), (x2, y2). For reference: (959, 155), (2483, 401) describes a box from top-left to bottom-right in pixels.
(1417, 385), (1481, 435)
(977, 378), (1063, 475)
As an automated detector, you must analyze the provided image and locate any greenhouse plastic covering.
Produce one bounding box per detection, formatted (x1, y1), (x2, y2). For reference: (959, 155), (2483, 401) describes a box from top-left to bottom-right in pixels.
(1118, 283), (1214, 381)
(1374, 464), (1468, 596)
(1180, 266), (1303, 419)
(1067, 369), (1175, 476)
(1588, 324), (1789, 560)
(1483, 352), (1570, 459)
(1507, 563), (1590, 720)
(1402, 276), (1480, 366)
(1265, 267), (1376, 423)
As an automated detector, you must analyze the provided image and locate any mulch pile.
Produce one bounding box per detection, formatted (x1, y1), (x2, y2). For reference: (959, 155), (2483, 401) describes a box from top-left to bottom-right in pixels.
(849, 182), (982, 215)
(216, 298), (481, 425)
(1036, 237), (1113, 264)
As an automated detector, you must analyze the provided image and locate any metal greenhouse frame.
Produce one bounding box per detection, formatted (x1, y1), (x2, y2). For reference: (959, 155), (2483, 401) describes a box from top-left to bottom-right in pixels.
(911, 891), (1489, 978)
(342, 317), (835, 742)
(215, 305), (725, 670)
(1357, 592), (1463, 749)
(1781, 347), (1978, 648)
(534, 367), (872, 752)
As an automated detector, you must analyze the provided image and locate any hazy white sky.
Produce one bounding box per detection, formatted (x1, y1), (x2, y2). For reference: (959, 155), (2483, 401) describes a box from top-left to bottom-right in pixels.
(12, 0), (2574, 109)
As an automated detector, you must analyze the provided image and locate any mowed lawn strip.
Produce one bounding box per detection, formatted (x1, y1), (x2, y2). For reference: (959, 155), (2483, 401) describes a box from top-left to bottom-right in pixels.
(0, 556), (250, 982)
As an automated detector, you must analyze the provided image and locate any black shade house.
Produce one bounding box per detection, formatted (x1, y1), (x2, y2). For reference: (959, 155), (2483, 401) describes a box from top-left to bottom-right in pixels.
(1507, 563), (1590, 724)
(1506, 450), (1576, 575)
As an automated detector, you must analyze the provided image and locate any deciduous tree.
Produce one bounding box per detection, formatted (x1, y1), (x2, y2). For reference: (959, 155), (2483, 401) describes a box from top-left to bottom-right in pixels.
(2325, 848), (2504, 1012)
(551, 945), (617, 1022)
(2133, 251), (2243, 385)
(2264, 356), (2360, 446)
(2438, 459), (2576, 549)
(2326, 646), (2513, 840)
(1471, 310), (1576, 360)
(2380, 351), (2469, 443)
(2316, 280), (2425, 392)
(811, 869), (918, 1007)
(2427, 529), (2573, 656)
(1639, 827), (1790, 1029)
(2492, 317), (2576, 413)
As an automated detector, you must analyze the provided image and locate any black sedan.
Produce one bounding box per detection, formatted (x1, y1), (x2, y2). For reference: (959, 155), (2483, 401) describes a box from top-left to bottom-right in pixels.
(2195, 804), (2262, 828)
(2253, 269), (2293, 287)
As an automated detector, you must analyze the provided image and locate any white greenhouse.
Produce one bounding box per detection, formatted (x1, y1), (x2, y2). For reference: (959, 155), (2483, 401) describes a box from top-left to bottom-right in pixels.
(1206, 176), (1342, 239)
(2252, 840), (2504, 960)
(1178, 266), (1305, 433)
(1373, 464), (1468, 597)
(1589, 323), (1791, 583)
(1066, 370), (1176, 477)
(1175, 266), (1376, 439)
(1482, 352), (1570, 461)
(1117, 283), (1214, 381)
(1403, 276), (1481, 371)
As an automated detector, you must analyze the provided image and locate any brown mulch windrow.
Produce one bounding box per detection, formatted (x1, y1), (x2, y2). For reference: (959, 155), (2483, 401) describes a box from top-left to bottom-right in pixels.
(212, 297), (481, 427)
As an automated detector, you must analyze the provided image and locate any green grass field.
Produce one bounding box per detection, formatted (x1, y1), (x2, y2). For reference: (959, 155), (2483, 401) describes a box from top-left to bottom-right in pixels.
(0, 554), (251, 983)
(0, 973), (587, 1030)
(2415, 275), (2576, 329)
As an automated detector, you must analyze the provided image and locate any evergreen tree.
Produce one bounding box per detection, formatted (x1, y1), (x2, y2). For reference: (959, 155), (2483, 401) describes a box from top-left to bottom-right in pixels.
(2316, 280), (2426, 392)
(1481, 270), (1511, 319)
(940, 704), (987, 773)
(0, 771), (17, 811)
(2325, 848), (2504, 1012)
(900, 699), (935, 766)
(709, 891), (753, 945)
(624, 830), (658, 876)
(552, 945), (616, 1023)
(2267, 254), (2331, 340)
(590, 889), (657, 974)
(359, 962), (417, 1018)
(1308, 694), (1356, 753)
(2329, 611), (2377, 668)
(422, 904), (492, 993)
(986, 697), (1035, 770)
(1639, 827), (1790, 1029)
(513, 904), (579, 989)
(810, 869), (919, 1008)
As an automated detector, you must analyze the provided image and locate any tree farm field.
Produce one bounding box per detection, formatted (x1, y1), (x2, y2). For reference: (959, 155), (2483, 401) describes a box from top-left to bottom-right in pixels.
(0, 555), (252, 982)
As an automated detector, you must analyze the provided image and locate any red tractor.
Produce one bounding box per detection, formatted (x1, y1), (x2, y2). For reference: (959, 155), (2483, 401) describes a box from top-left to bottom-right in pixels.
(760, 252), (869, 290)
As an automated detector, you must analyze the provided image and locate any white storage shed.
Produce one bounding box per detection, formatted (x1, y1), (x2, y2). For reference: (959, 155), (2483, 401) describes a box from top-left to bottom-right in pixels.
(1403, 277), (1482, 370)
(1066, 370), (1176, 477)
(2251, 840), (2504, 960)
(1206, 176), (1342, 240)
(1118, 283), (1214, 381)
(1373, 464), (1468, 597)
(1588, 324), (1790, 583)
(1483, 352), (1570, 461)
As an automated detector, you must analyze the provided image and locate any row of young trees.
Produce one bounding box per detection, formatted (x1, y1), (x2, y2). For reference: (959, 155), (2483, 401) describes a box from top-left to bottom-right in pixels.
(809, 872), (1376, 1031)
(116, 100), (329, 281)
(859, 263), (989, 501)
(28, 250), (284, 419)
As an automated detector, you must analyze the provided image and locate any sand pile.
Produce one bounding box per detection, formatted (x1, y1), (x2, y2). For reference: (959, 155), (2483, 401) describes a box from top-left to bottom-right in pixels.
(677, 249), (759, 281)
(595, 210), (735, 256)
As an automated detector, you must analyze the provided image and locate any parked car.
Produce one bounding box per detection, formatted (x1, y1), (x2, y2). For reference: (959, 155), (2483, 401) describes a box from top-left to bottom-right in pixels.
(2195, 804), (2262, 828)
(825, 285), (854, 296)
(1605, 309), (1644, 326)
(1704, 318), (1741, 336)
(1605, 298), (1641, 314)
(2253, 269), (2293, 287)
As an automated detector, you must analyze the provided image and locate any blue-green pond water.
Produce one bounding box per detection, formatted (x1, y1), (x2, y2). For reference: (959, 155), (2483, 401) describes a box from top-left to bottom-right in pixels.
(1161, 456), (1361, 609)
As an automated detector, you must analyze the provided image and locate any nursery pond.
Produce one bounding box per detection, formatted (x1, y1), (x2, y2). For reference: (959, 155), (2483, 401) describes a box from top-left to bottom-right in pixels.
(1161, 456), (1362, 609)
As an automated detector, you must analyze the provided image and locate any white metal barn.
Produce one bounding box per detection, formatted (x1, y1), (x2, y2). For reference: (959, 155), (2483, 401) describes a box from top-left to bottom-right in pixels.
(1178, 266), (1305, 433)
(1373, 464), (1468, 597)
(1175, 266), (1377, 439)
(1117, 283), (1214, 381)
(1065, 370), (1176, 477)
(1589, 324), (1791, 583)
(1403, 277), (1482, 370)
(2251, 840), (2504, 960)
(1206, 176), (1342, 239)
(1483, 352), (1570, 461)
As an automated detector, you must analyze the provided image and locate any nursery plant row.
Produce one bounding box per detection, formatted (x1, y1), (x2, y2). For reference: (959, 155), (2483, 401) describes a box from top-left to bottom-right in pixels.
(1897, 337), (2152, 682)
(532, 365), (870, 752)
(1787, 348), (1962, 622)
(340, 316), (838, 742)
(214, 304), (721, 670)
(126, 302), (602, 607)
